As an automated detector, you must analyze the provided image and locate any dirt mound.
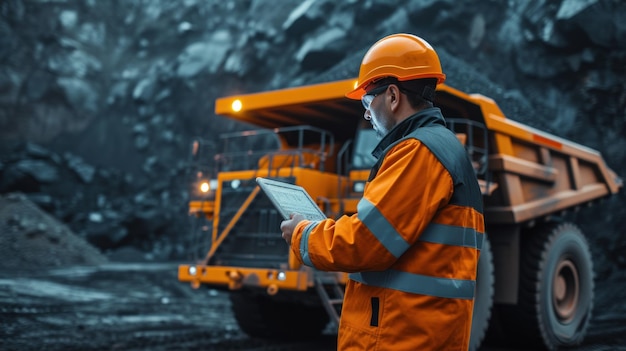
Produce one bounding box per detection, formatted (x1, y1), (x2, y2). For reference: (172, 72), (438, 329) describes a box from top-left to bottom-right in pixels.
(0, 193), (107, 273)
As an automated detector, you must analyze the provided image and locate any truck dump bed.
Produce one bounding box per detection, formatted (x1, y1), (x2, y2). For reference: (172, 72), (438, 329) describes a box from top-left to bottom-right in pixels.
(215, 78), (622, 225)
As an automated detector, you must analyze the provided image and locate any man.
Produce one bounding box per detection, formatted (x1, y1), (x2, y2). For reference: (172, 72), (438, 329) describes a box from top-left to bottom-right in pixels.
(280, 33), (484, 350)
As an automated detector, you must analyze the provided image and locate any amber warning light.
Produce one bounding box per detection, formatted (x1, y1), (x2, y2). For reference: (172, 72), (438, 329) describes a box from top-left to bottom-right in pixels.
(231, 99), (242, 112)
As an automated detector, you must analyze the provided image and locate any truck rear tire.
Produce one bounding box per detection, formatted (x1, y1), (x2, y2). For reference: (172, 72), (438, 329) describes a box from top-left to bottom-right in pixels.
(501, 222), (594, 350)
(470, 233), (494, 351)
(229, 290), (329, 340)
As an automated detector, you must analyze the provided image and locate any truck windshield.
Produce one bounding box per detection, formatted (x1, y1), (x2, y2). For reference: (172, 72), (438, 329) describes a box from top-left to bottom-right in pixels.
(352, 129), (378, 169)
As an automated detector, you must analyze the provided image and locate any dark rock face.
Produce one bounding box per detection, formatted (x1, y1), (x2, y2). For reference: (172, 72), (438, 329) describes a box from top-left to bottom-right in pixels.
(0, 142), (190, 260)
(0, 0), (624, 272)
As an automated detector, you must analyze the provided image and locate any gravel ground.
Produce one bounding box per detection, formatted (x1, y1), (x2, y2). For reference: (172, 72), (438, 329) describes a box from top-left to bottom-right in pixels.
(0, 263), (336, 351)
(1, 262), (626, 351)
(1, 194), (626, 350)
(0, 193), (108, 270)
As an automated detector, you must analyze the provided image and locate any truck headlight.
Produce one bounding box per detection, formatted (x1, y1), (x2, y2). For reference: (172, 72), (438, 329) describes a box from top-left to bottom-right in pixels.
(198, 179), (218, 193)
(353, 181), (365, 193)
(200, 182), (210, 193)
(188, 266), (197, 276)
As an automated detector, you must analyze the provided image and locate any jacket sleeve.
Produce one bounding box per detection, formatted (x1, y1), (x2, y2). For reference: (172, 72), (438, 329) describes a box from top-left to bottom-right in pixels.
(290, 138), (454, 272)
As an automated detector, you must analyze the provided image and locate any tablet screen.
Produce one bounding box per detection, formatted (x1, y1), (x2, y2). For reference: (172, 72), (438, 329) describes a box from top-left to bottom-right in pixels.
(256, 177), (327, 221)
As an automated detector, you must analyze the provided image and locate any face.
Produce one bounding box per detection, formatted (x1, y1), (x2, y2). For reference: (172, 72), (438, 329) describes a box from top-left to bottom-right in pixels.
(362, 85), (394, 139)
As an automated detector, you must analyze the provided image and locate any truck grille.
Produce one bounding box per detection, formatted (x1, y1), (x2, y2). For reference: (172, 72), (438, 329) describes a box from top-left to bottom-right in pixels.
(210, 178), (288, 268)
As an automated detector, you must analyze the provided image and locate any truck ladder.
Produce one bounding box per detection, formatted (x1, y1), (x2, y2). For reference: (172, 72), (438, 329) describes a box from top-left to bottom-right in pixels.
(315, 275), (344, 328)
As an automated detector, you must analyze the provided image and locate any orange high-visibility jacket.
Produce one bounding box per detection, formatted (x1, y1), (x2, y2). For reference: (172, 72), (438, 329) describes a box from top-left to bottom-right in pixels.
(291, 108), (484, 350)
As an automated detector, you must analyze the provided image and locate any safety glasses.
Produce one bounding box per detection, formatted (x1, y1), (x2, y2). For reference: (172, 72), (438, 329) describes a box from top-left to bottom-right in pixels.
(361, 85), (389, 110)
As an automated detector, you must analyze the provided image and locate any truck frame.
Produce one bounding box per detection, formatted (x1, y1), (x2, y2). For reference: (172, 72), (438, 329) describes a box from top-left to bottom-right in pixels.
(178, 78), (622, 350)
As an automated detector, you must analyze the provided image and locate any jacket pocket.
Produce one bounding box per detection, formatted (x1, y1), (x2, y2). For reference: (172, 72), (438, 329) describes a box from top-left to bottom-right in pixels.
(370, 297), (379, 327)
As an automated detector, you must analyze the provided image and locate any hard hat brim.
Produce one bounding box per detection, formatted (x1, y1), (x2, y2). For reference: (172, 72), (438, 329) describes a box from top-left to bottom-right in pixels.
(345, 73), (446, 101)
(345, 86), (366, 100)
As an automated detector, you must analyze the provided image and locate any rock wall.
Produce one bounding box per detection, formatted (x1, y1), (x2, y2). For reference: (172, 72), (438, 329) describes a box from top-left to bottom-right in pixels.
(0, 0), (624, 273)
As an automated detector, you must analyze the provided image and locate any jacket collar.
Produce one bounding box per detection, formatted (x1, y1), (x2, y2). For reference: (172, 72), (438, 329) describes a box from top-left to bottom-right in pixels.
(372, 107), (446, 159)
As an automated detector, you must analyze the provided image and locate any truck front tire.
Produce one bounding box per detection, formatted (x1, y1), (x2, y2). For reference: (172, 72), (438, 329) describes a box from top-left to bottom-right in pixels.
(229, 290), (329, 340)
(501, 222), (594, 350)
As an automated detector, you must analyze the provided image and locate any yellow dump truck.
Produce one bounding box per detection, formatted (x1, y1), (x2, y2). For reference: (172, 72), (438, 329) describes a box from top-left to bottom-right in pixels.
(178, 78), (622, 350)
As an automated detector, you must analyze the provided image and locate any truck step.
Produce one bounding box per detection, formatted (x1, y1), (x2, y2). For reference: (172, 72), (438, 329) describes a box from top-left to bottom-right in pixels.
(314, 276), (344, 327)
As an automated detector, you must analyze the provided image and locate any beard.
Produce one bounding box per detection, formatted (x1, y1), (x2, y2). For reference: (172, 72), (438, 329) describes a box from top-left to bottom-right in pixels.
(370, 113), (390, 139)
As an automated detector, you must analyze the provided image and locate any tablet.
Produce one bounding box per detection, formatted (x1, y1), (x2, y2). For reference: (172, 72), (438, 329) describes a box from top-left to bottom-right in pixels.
(256, 177), (327, 221)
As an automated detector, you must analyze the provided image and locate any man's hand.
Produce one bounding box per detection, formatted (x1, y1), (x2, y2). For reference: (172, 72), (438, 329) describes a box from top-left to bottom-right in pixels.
(280, 213), (305, 246)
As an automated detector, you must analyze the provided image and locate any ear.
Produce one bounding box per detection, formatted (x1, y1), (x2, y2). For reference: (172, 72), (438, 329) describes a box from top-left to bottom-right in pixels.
(388, 84), (401, 112)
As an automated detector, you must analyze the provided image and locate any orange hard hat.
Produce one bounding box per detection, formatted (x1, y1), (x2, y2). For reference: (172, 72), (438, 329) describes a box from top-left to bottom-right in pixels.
(346, 33), (446, 100)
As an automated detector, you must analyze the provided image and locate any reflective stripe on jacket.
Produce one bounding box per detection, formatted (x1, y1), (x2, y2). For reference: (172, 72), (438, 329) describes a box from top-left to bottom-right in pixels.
(291, 108), (484, 350)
